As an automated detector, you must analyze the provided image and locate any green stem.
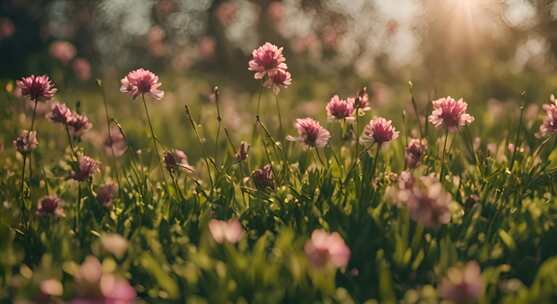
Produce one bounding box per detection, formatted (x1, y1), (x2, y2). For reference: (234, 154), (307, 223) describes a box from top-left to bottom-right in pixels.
(440, 128), (449, 180)
(141, 94), (166, 182)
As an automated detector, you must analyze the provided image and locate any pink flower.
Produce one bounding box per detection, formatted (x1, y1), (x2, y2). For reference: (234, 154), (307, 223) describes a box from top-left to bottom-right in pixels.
(326, 95), (354, 121)
(13, 130), (38, 154)
(248, 42), (287, 80)
(208, 219), (244, 244)
(100, 274), (136, 303)
(104, 127), (127, 157)
(287, 118), (331, 148)
(163, 149), (194, 173)
(73, 58), (92, 81)
(101, 233), (128, 258)
(198, 36), (216, 59)
(537, 94), (557, 138)
(428, 97), (474, 132)
(96, 183), (118, 208)
(72, 155), (99, 182)
(405, 138), (427, 169)
(48, 102), (74, 124)
(16, 75), (57, 102)
(353, 87), (370, 112)
(304, 229), (350, 269)
(263, 68), (292, 94)
(360, 117), (399, 145)
(216, 2), (237, 26)
(120, 68), (164, 100)
(439, 261), (484, 304)
(251, 164), (274, 190)
(39, 278), (63, 298)
(68, 113), (93, 137)
(49, 41), (77, 64)
(0, 18), (15, 40)
(37, 196), (65, 217)
(235, 141), (250, 162)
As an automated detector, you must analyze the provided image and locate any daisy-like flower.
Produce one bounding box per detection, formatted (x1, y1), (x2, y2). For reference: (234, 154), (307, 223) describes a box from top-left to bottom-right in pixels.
(360, 117), (399, 146)
(439, 261), (484, 304)
(68, 113), (93, 136)
(16, 75), (57, 102)
(405, 138), (427, 169)
(163, 149), (194, 173)
(208, 219), (245, 244)
(287, 118), (331, 148)
(120, 68), (164, 100)
(326, 95), (354, 121)
(428, 97), (475, 132)
(72, 155), (99, 182)
(304, 229), (350, 269)
(235, 141), (250, 162)
(96, 182), (118, 208)
(251, 164), (274, 190)
(537, 94), (557, 138)
(264, 68), (292, 94)
(48, 102), (74, 125)
(36, 196), (65, 217)
(248, 42), (287, 79)
(13, 130), (38, 154)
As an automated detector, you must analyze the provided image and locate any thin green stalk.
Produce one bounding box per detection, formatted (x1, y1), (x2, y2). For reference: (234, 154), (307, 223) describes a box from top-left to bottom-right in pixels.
(439, 128), (449, 180)
(141, 94), (167, 182)
(97, 80), (121, 186)
(184, 104), (214, 191)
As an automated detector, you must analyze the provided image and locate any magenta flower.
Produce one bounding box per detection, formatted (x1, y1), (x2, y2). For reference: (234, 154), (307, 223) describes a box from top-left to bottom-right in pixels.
(428, 97), (474, 132)
(68, 113), (93, 137)
(13, 130), (38, 154)
(287, 118), (331, 148)
(251, 164), (274, 190)
(360, 117), (399, 146)
(72, 156), (99, 182)
(326, 95), (355, 121)
(96, 183), (118, 208)
(235, 141), (250, 162)
(208, 219), (245, 244)
(405, 138), (427, 169)
(48, 102), (74, 125)
(439, 261), (484, 304)
(264, 68), (292, 94)
(36, 196), (65, 217)
(104, 127), (127, 157)
(304, 229), (350, 269)
(163, 149), (194, 173)
(49, 41), (76, 65)
(120, 68), (164, 100)
(16, 75), (57, 102)
(248, 42), (287, 79)
(537, 94), (557, 138)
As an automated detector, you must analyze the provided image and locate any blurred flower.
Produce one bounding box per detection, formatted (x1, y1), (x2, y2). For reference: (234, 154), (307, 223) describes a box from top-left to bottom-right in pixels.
(439, 261), (484, 304)
(39, 278), (63, 297)
(147, 26), (167, 58)
(101, 233), (128, 258)
(386, 19), (399, 36)
(248, 42), (287, 80)
(216, 2), (238, 26)
(251, 164), (274, 190)
(405, 138), (427, 169)
(120, 68), (164, 100)
(48, 102), (73, 125)
(72, 155), (99, 182)
(198, 36), (216, 60)
(68, 113), (92, 137)
(36, 196), (65, 217)
(360, 117), (399, 146)
(104, 127), (127, 157)
(263, 68), (292, 94)
(208, 219), (244, 244)
(73, 58), (92, 81)
(96, 183), (118, 208)
(163, 149), (194, 173)
(13, 130), (38, 154)
(428, 97), (474, 132)
(49, 41), (76, 65)
(304, 229), (350, 269)
(326, 95), (354, 121)
(0, 18), (15, 40)
(99, 274), (136, 304)
(268, 2), (285, 25)
(353, 87), (370, 113)
(537, 94), (557, 138)
(235, 141), (250, 162)
(287, 118), (331, 148)
(16, 75), (57, 102)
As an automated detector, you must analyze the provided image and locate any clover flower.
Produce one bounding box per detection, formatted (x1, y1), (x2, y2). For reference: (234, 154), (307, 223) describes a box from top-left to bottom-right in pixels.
(304, 229), (350, 269)
(16, 75), (57, 102)
(208, 219), (245, 244)
(287, 118), (331, 148)
(360, 117), (399, 146)
(428, 97), (474, 132)
(326, 95), (354, 121)
(120, 68), (164, 100)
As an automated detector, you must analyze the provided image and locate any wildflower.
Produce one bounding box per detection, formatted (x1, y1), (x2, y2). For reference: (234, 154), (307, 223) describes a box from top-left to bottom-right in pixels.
(287, 118), (331, 148)
(49, 41), (76, 64)
(216, 1), (238, 26)
(208, 219), (245, 244)
(163, 149), (194, 173)
(264, 68), (292, 94)
(326, 95), (354, 121)
(353, 87), (370, 112)
(304, 229), (350, 269)
(96, 183), (118, 208)
(13, 130), (38, 154)
(235, 141), (250, 162)
(428, 97), (474, 132)
(104, 127), (127, 157)
(48, 102), (74, 125)
(68, 113), (93, 136)
(360, 117), (399, 146)
(36, 196), (65, 217)
(537, 94), (557, 138)
(405, 138), (427, 169)
(101, 233), (128, 258)
(16, 75), (57, 102)
(73, 58), (92, 81)
(248, 42), (287, 79)
(72, 155), (99, 182)
(251, 164), (274, 190)
(439, 262), (484, 304)
(39, 278), (64, 298)
(120, 68), (164, 100)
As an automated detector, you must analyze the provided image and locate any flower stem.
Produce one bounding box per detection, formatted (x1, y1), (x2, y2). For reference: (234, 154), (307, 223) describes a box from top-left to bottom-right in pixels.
(98, 80), (121, 187)
(141, 94), (166, 182)
(440, 128), (449, 180)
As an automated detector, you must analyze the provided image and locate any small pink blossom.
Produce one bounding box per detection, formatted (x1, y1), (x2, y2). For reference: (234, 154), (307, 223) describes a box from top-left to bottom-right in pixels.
(120, 68), (164, 100)
(73, 58), (92, 81)
(198, 36), (216, 59)
(360, 117), (399, 146)
(163, 149), (194, 173)
(235, 141), (250, 162)
(104, 127), (127, 157)
(96, 183), (118, 208)
(13, 130), (38, 154)
(537, 94), (557, 138)
(353, 87), (370, 112)
(304, 229), (350, 269)
(326, 95), (354, 121)
(39, 278), (64, 297)
(48, 102), (74, 124)
(208, 219), (245, 244)
(439, 261), (484, 304)
(248, 42), (287, 80)
(216, 2), (238, 26)
(264, 68), (292, 94)
(428, 97), (474, 132)
(49, 41), (76, 64)
(16, 75), (57, 102)
(101, 233), (128, 258)
(72, 155), (99, 182)
(287, 118), (331, 148)
(68, 113), (93, 137)
(251, 164), (274, 190)
(37, 196), (65, 217)
(405, 138), (427, 169)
